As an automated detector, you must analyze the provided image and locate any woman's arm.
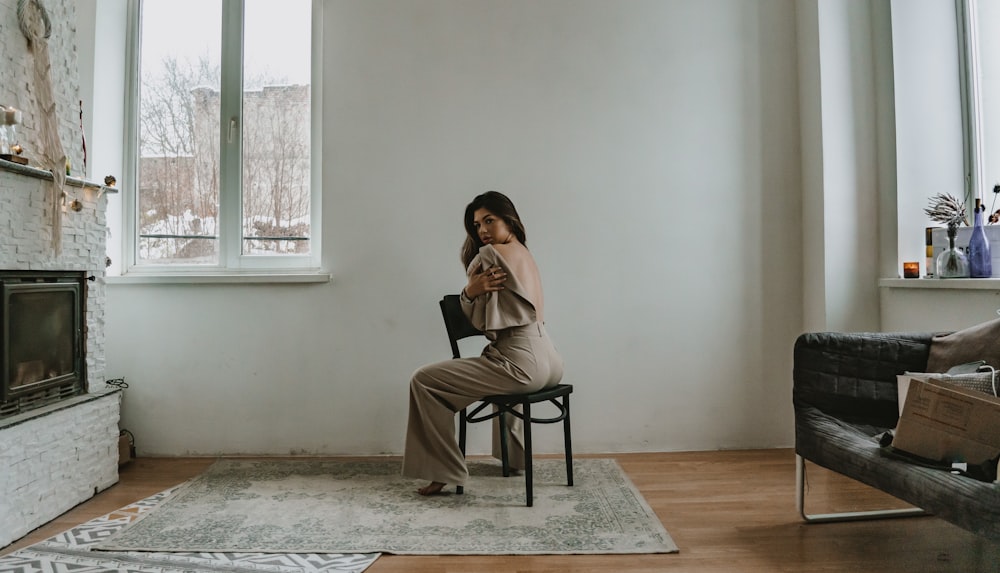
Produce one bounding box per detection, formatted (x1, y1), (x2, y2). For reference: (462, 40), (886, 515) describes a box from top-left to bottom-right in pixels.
(460, 253), (504, 330)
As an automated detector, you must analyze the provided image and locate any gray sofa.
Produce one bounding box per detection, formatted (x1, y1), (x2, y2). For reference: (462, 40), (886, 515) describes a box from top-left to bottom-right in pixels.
(793, 331), (1000, 541)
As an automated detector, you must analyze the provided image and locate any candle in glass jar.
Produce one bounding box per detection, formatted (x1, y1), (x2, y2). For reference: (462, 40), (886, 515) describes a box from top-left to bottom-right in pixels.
(903, 261), (920, 279)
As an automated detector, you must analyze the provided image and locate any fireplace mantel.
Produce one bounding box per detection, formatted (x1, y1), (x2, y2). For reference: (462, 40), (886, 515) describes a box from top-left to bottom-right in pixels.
(0, 387), (120, 431)
(0, 158), (118, 194)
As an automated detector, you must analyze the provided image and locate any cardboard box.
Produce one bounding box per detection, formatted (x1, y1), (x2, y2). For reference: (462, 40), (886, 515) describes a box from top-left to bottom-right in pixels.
(894, 377), (1000, 465)
(896, 374), (913, 416)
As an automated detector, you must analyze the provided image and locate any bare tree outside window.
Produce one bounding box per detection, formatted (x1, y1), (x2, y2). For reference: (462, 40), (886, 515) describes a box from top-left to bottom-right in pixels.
(138, 57), (221, 263)
(242, 84), (311, 255)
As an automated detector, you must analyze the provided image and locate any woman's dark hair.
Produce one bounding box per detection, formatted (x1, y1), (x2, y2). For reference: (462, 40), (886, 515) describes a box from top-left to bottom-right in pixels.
(461, 191), (527, 268)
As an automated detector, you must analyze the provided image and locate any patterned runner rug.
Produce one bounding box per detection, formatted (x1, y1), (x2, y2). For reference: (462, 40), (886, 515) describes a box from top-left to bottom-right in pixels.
(94, 458), (678, 555)
(0, 489), (379, 572)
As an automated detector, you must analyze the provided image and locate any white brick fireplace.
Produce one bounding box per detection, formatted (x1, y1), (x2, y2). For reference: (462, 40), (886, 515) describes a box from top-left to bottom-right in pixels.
(0, 163), (120, 548)
(0, 0), (123, 548)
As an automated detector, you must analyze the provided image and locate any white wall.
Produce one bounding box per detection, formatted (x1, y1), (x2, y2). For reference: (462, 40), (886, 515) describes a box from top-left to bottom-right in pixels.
(797, 0), (826, 332)
(102, 0), (804, 456)
(817, 1), (881, 333)
(798, 0), (883, 334)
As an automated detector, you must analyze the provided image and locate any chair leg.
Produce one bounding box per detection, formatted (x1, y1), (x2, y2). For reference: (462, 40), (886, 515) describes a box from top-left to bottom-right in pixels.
(563, 395), (573, 487)
(523, 400), (533, 507)
(498, 409), (510, 477)
(457, 410), (467, 495)
(795, 455), (925, 522)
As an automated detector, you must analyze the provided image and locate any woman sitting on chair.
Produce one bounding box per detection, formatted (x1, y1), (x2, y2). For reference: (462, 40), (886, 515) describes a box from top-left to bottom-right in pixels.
(402, 190), (564, 496)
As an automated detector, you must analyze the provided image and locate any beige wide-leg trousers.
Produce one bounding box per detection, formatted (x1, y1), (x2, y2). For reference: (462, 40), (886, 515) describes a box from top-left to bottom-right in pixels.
(402, 323), (563, 486)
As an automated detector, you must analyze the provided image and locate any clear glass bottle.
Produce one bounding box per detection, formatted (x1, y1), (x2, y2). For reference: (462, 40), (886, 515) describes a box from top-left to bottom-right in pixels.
(937, 222), (970, 278)
(969, 198), (993, 278)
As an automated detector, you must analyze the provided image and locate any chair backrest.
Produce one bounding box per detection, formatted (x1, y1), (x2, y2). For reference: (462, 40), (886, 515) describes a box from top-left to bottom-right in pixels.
(439, 295), (483, 359)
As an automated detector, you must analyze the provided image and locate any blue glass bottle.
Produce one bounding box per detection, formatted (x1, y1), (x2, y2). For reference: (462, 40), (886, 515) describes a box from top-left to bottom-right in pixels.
(969, 198), (992, 278)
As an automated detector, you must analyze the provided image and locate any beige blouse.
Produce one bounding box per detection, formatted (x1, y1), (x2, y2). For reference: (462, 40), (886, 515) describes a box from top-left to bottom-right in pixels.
(460, 245), (538, 335)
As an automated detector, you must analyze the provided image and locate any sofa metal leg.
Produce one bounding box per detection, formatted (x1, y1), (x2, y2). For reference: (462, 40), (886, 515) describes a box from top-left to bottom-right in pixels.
(796, 455), (926, 523)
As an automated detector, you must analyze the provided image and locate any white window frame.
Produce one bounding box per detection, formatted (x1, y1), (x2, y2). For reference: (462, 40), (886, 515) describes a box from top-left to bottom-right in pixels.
(121, 0), (324, 280)
(957, 0), (985, 208)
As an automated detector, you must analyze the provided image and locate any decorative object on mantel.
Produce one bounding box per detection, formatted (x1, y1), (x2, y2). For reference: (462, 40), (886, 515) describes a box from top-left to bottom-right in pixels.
(0, 105), (26, 164)
(924, 192), (970, 278)
(18, 0), (69, 254)
(969, 197), (993, 278)
(1, 155), (28, 165)
(0, 154), (27, 165)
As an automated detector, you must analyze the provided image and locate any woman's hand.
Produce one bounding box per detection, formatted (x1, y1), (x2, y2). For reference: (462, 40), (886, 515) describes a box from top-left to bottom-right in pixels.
(464, 265), (506, 299)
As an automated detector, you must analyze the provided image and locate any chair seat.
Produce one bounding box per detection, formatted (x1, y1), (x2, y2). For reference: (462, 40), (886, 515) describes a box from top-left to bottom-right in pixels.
(482, 383), (573, 404)
(466, 384), (573, 426)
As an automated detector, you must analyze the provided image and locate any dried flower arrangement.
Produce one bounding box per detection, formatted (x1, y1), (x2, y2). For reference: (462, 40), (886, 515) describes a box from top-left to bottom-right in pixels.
(924, 192), (968, 227)
(925, 192), (969, 277)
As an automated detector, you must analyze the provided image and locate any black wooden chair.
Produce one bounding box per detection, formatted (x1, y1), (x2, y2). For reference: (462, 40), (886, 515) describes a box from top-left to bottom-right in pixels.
(438, 294), (573, 507)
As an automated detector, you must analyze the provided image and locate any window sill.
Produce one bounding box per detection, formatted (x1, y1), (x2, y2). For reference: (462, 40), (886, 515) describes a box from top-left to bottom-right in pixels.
(105, 270), (331, 285)
(879, 277), (1000, 290)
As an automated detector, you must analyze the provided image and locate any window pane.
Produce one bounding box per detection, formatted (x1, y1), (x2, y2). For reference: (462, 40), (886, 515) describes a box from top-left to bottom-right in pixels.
(978, 1), (1000, 219)
(137, 0), (222, 264)
(241, 0), (312, 256)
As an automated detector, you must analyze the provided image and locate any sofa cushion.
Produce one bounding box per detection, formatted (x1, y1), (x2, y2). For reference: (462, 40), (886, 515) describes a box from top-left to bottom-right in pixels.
(926, 317), (1000, 372)
(793, 332), (932, 428)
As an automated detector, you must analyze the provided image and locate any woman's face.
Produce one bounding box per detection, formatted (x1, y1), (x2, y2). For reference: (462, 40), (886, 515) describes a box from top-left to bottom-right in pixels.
(472, 208), (513, 245)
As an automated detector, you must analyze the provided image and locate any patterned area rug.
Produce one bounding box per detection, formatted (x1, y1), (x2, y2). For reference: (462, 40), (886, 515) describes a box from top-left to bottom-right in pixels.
(0, 489), (379, 572)
(94, 458), (678, 555)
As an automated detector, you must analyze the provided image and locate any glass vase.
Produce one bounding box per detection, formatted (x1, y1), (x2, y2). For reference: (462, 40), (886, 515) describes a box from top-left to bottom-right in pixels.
(969, 198), (993, 278)
(937, 224), (970, 278)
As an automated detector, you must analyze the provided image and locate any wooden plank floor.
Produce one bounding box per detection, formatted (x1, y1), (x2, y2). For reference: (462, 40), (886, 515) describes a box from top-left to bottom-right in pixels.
(3, 449), (999, 572)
